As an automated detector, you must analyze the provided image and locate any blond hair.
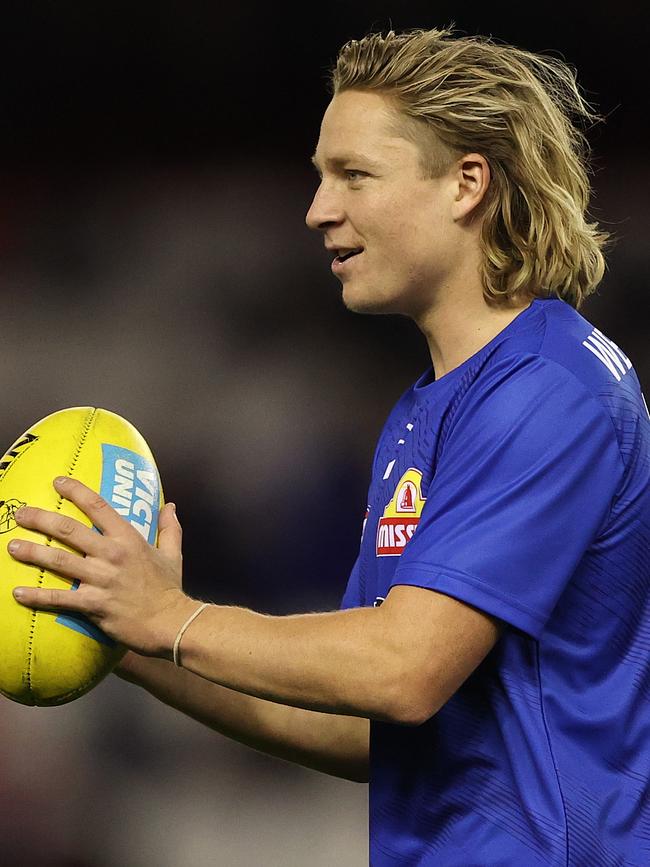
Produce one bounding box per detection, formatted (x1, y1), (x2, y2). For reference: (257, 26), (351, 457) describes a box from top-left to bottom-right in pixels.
(331, 28), (610, 309)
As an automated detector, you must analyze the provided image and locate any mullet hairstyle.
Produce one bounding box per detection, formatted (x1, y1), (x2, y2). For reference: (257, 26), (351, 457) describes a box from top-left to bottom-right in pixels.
(330, 28), (610, 309)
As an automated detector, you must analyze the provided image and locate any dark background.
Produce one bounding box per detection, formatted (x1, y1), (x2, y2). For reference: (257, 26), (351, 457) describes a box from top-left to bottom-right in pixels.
(0, 3), (647, 865)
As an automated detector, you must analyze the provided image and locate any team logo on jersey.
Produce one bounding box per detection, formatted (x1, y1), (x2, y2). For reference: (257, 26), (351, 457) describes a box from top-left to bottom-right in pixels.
(376, 468), (426, 557)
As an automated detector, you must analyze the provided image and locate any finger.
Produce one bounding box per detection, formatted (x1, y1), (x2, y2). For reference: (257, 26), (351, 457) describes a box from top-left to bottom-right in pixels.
(157, 502), (182, 561)
(53, 476), (126, 536)
(15, 505), (104, 557)
(8, 538), (94, 583)
(13, 584), (90, 613)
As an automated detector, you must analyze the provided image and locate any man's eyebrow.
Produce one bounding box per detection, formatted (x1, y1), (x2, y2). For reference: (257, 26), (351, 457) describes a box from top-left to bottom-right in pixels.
(310, 152), (382, 172)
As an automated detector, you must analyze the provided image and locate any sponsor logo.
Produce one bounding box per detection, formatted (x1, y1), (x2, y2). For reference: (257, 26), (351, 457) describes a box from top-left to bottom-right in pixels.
(376, 468), (426, 557)
(0, 433), (38, 482)
(0, 498), (26, 534)
(101, 444), (160, 545)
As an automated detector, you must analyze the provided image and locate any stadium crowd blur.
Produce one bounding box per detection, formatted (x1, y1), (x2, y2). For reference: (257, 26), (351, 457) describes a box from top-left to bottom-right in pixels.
(0, 4), (648, 865)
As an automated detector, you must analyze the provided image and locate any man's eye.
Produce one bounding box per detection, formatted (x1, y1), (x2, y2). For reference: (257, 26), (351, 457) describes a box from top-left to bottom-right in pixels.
(345, 170), (366, 181)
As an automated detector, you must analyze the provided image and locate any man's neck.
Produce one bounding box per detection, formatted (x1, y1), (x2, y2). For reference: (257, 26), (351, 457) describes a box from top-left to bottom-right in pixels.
(416, 289), (533, 381)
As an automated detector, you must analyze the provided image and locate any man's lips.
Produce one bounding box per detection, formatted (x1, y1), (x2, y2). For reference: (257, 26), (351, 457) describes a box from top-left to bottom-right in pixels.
(331, 249), (363, 274)
(325, 244), (364, 259)
(336, 248), (363, 262)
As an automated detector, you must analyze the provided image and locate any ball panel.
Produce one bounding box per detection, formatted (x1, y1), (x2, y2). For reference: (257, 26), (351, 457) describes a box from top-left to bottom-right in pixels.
(30, 615), (125, 706)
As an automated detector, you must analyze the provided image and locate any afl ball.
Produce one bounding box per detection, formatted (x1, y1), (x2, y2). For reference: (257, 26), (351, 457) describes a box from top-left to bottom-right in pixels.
(0, 407), (163, 706)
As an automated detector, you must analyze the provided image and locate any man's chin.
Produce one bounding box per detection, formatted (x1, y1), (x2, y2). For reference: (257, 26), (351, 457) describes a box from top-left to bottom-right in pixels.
(341, 282), (398, 315)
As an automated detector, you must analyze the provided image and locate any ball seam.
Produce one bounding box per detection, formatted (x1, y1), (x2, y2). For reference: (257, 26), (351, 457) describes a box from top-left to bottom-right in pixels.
(26, 407), (98, 703)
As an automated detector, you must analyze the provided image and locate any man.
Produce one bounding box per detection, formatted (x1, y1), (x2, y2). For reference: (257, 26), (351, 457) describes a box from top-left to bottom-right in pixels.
(9, 28), (650, 866)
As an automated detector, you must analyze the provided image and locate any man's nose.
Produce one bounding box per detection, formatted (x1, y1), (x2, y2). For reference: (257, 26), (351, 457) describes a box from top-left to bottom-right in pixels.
(305, 182), (345, 231)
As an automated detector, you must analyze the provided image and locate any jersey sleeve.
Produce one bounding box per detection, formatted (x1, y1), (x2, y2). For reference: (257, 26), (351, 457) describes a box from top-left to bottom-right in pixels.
(391, 354), (624, 638)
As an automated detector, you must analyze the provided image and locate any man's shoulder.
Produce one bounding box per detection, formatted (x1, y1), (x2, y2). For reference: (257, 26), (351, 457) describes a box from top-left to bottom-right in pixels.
(529, 299), (636, 395)
(476, 298), (642, 414)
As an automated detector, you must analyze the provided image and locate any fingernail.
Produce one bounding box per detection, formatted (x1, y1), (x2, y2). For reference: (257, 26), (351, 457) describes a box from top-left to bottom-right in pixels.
(8, 540), (20, 553)
(13, 588), (23, 599)
(55, 476), (69, 487)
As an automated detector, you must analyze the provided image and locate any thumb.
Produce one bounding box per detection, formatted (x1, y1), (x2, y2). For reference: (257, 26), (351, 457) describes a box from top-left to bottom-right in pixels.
(157, 502), (182, 560)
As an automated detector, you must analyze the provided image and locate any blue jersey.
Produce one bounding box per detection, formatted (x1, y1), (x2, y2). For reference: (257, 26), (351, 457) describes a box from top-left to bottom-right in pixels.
(340, 298), (650, 866)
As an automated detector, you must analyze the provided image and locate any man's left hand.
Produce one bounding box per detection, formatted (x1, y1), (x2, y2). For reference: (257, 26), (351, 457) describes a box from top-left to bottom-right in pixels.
(9, 476), (196, 658)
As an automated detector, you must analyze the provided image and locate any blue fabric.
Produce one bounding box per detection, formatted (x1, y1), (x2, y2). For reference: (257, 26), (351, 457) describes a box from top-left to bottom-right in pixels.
(341, 298), (650, 865)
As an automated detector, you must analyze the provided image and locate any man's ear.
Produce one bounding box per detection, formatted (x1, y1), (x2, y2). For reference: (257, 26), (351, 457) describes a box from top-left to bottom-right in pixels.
(451, 153), (491, 222)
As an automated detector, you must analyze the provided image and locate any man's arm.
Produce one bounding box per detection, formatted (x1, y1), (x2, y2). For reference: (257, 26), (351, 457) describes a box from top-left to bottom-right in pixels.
(115, 651), (370, 783)
(158, 585), (502, 727)
(10, 485), (502, 727)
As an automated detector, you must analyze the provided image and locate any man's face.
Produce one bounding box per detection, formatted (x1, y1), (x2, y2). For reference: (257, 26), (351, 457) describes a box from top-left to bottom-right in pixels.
(306, 89), (460, 318)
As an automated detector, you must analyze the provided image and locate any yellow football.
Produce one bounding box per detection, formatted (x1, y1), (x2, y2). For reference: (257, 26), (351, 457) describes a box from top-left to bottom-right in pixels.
(0, 407), (163, 706)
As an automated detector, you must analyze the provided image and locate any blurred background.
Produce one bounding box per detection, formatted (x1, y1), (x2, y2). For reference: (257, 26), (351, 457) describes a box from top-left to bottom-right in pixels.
(0, 2), (647, 865)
